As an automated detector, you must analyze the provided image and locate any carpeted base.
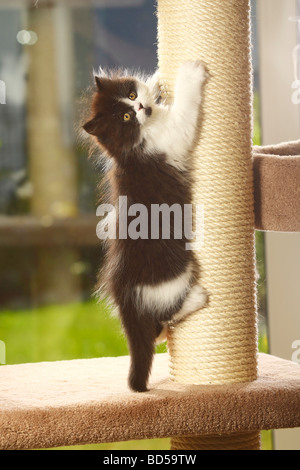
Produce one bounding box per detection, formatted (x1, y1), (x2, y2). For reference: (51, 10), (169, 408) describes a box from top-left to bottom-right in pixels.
(0, 353), (300, 450)
(254, 141), (300, 232)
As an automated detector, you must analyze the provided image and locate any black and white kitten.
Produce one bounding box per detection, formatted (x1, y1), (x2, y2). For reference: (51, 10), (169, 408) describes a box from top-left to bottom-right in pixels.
(83, 61), (207, 392)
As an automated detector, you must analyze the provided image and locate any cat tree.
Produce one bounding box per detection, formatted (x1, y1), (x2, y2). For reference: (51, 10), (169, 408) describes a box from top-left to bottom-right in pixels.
(0, 0), (300, 451)
(157, 0), (259, 450)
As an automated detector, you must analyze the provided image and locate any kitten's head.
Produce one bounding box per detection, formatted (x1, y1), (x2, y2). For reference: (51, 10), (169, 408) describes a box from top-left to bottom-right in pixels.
(83, 70), (156, 158)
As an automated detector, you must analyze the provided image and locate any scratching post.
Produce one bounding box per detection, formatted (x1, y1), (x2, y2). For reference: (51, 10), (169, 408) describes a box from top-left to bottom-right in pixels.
(157, 0), (260, 450)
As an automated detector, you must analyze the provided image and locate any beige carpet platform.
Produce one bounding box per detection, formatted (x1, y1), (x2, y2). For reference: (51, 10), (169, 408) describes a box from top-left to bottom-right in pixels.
(253, 142), (300, 232)
(0, 353), (300, 450)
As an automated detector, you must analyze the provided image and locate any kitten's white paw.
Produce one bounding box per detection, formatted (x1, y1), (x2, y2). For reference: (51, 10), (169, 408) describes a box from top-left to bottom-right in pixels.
(178, 61), (207, 85)
(171, 284), (208, 324)
(183, 284), (208, 313)
(192, 284), (208, 309)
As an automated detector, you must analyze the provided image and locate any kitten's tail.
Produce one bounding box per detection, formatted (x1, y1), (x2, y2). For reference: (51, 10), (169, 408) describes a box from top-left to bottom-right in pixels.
(121, 305), (161, 392)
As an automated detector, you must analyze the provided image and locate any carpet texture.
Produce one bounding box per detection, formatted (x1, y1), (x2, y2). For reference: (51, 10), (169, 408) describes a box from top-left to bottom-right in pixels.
(0, 353), (300, 450)
(254, 141), (300, 232)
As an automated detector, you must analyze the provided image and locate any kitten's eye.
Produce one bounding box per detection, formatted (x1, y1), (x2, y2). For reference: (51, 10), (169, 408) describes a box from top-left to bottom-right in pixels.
(129, 92), (137, 101)
(124, 113), (131, 121)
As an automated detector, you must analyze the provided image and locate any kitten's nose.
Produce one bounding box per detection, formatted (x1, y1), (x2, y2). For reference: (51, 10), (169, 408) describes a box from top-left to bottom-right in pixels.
(138, 103), (144, 111)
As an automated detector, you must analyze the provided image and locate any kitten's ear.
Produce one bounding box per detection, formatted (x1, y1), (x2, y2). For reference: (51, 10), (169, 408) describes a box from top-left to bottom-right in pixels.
(83, 116), (100, 136)
(95, 76), (102, 91)
(95, 76), (110, 92)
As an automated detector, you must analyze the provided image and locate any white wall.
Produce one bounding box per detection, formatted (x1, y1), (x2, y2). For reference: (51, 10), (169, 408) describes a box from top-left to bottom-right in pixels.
(257, 0), (300, 451)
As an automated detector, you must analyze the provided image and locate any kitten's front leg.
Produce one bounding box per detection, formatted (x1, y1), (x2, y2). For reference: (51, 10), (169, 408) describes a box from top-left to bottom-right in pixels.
(144, 62), (206, 168)
(171, 61), (207, 152)
(174, 60), (207, 113)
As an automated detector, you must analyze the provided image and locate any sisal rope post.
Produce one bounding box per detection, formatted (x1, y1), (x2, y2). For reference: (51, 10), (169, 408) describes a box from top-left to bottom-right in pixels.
(157, 0), (260, 450)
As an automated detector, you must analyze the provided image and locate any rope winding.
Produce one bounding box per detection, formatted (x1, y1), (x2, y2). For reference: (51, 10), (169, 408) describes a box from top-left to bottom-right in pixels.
(157, 0), (259, 450)
(171, 433), (261, 451)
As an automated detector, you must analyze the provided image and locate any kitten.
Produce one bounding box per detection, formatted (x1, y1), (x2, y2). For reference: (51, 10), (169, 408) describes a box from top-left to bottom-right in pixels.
(83, 61), (207, 392)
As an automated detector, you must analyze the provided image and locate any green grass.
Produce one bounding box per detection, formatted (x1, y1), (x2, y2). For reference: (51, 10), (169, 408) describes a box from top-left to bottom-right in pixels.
(253, 92), (261, 147)
(0, 300), (128, 365)
(0, 299), (166, 366)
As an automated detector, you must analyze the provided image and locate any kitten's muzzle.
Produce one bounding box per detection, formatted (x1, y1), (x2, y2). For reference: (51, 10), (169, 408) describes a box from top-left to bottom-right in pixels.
(138, 103), (152, 117)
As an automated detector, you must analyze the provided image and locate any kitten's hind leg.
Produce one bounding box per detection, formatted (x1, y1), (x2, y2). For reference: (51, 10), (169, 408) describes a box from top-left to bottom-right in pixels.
(155, 323), (168, 345)
(155, 285), (208, 343)
(171, 284), (207, 325)
(121, 308), (159, 392)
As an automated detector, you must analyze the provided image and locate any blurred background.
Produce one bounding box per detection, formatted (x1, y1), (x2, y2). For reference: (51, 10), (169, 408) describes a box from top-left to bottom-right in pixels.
(0, 0), (299, 450)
